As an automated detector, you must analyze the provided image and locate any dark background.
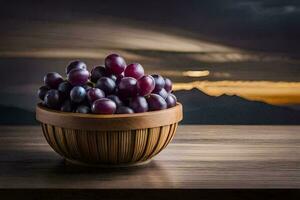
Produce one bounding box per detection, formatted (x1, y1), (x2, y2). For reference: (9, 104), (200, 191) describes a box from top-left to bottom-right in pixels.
(0, 0), (300, 124)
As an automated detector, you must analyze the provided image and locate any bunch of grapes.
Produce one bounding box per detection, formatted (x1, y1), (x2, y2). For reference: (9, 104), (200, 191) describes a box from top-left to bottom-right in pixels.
(37, 54), (177, 114)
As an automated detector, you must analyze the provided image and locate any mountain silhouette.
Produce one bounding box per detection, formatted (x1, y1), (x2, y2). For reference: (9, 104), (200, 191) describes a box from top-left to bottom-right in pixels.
(0, 105), (37, 125)
(174, 88), (300, 124)
(0, 90), (300, 125)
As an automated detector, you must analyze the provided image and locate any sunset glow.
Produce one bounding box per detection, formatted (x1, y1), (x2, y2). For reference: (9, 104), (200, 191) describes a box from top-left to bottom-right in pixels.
(173, 81), (300, 105)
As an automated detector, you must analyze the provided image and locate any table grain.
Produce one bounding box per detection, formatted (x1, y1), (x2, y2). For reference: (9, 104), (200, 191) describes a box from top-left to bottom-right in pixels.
(0, 125), (300, 199)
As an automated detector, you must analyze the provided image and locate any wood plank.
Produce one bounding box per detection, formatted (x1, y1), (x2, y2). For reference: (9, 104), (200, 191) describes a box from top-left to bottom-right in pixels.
(0, 125), (300, 189)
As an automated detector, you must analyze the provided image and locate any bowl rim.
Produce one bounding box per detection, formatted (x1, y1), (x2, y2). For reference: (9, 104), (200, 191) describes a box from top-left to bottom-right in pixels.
(36, 103), (183, 131)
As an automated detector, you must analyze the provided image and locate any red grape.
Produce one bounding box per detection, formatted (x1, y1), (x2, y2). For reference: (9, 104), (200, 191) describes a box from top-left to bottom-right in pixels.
(92, 98), (116, 114)
(164, 78), (173, 93)
(67, 68), (90, 86)
(137, 75), (155, 96)
(66, 60), (87, 74)
(95, 77), (116, 95)
(129, 96), (148, 113)
(105, 54), (126, 75)
(116, 106), (134, 114)
(90, 66), (106, 83)
(44, 72), (64, 89)
(87, 88), (105, 103)
(147, 94), (167, 111)
(151, 74), (165, 92)
(124, 63), (144, 79)
(117, 77), (137, 98)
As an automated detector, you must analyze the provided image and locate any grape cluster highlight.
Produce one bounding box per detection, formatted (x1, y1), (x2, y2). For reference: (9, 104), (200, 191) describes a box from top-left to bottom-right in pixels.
(38, 53), (177, 114)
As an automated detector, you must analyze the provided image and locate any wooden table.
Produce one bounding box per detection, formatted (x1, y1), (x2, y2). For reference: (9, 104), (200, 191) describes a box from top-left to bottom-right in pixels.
(0, 125), (300, 199)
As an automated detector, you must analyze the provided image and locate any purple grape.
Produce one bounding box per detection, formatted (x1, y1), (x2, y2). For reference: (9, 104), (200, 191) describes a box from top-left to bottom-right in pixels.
(90, 66), (106, 83)
(66, 60), (87, 74)
(44, 89), (62, 109)
(95, 77), (116, 95)
(107, 94), (123, 107)
(105, 54), (126, 75)
(129, 96), (148, 113)
(170, 93), (177, 102)
(147, 94), (167, 111)
(116, 106), (134, 114)
(92, 98), (116, 114)
(70, 86), (86, 103)
(124, 63), (144, 79)
(43, 72), (64, 89)
(87, 88), (105, 103)
(164, 78), (173, 93)
(67, 68), (90, 86)
(76, 105), (91, 114)
(58, 81), (72, 98)
(117, 77), (137, 98)
(151, 74), (165, 92)
(165, 94), (177, 108)
(37, 86), (49, 101)
(61, 99), (73, 112)
(137, 75), (155, 96)
(154, 88), (168, 99)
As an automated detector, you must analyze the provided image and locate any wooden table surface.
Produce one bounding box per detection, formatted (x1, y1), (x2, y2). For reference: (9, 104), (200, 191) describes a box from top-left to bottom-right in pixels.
(0, 125), (300, 199)
(0, 126), (300, 188)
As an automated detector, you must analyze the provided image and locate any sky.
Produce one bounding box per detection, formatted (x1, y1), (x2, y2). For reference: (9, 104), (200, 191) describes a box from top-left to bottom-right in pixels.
(0, 0), (299, 110)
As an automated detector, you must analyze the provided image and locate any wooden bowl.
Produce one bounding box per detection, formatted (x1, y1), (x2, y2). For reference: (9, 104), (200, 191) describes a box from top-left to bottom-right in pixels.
(36, 103), (183, 167)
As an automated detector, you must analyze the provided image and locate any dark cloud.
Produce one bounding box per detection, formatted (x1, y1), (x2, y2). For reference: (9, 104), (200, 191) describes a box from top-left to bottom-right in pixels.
(0, 0), (299, 53)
